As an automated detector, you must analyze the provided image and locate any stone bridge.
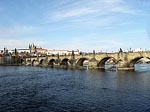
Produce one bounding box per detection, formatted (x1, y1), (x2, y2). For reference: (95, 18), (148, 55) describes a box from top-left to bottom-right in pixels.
(24, 51), (150, 71)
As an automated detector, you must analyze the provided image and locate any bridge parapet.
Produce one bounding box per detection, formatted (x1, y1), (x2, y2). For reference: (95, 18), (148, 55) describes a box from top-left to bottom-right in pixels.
(23, 51), (150, 71)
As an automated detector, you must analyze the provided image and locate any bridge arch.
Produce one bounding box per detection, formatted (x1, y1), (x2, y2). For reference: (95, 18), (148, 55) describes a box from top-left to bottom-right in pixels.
(129, 56), (144, 67)
(60, 58), (70, 68)
(76, 58), (89, 67)
(61, 58), (69, 65)
(20, 59), (24, 64)
(32, 59), (35, 66)
(39, 59), (44, 65)
(48, 59), (56, 67)
(32, 59), (39, 66)
(98, 57), (117, 69)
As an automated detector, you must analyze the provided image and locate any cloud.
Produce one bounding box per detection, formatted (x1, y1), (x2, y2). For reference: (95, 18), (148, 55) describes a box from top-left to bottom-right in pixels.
(57, 8), (97, 18)
(46, 0), (142, 31)
(48, 0), (137, 20)
(47, 8), (98, 23)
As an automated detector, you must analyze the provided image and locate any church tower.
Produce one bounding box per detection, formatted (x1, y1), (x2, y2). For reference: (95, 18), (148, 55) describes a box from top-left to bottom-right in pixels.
(29, 43), (37, 54)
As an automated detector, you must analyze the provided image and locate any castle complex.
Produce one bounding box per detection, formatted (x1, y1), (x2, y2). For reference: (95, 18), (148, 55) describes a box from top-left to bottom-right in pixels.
(0, 43), (79, 64)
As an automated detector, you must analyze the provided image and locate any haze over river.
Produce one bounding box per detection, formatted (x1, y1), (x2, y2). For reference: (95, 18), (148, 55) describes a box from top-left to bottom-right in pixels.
(0, 64), (150, 112)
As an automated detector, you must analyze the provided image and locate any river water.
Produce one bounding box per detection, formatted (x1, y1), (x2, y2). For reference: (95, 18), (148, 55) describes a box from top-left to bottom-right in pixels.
(0, 64), (150, 112)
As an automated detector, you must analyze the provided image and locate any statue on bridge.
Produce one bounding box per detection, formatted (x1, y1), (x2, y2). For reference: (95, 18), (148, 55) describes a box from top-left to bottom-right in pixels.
(119, 48), (123, 53)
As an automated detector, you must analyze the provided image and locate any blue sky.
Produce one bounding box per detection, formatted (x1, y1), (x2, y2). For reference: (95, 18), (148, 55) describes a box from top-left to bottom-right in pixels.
(0, 0), (150, 52)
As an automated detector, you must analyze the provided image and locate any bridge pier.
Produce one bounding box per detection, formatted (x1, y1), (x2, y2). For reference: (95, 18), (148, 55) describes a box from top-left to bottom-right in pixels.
(117, 51), (135, 71)
(69, 63), (76, 69)
(54, 61), (61, 68)
(88, 58), (98, 69)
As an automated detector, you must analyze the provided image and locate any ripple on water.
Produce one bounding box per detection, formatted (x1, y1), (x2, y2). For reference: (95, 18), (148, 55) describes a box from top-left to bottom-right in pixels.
(0, 66), (150, 112)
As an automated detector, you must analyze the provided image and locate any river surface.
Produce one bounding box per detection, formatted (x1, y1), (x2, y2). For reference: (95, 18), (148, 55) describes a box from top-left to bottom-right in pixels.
(0, 64), (150, 112)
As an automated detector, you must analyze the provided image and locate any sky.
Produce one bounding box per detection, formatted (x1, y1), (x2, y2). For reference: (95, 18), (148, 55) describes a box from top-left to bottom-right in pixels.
(0, 0), (150, 52)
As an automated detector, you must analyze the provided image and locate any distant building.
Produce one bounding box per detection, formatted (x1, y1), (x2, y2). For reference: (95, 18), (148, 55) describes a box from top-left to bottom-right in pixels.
(17, 49), (30, 53)
(68, 50), (79, 55)
(137, 57), (150, 64)
(36, 48), (48, 55)
(0, 48), (13, 64)
(46, 49), (79, 56)
(0, 44), (80, 63)
(47, 49), (68, 55)
(133, 48), (142, 52)
(83, 60), (89, 66)
(11, 49), (30, 54)
(105, 58), (116, 64)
